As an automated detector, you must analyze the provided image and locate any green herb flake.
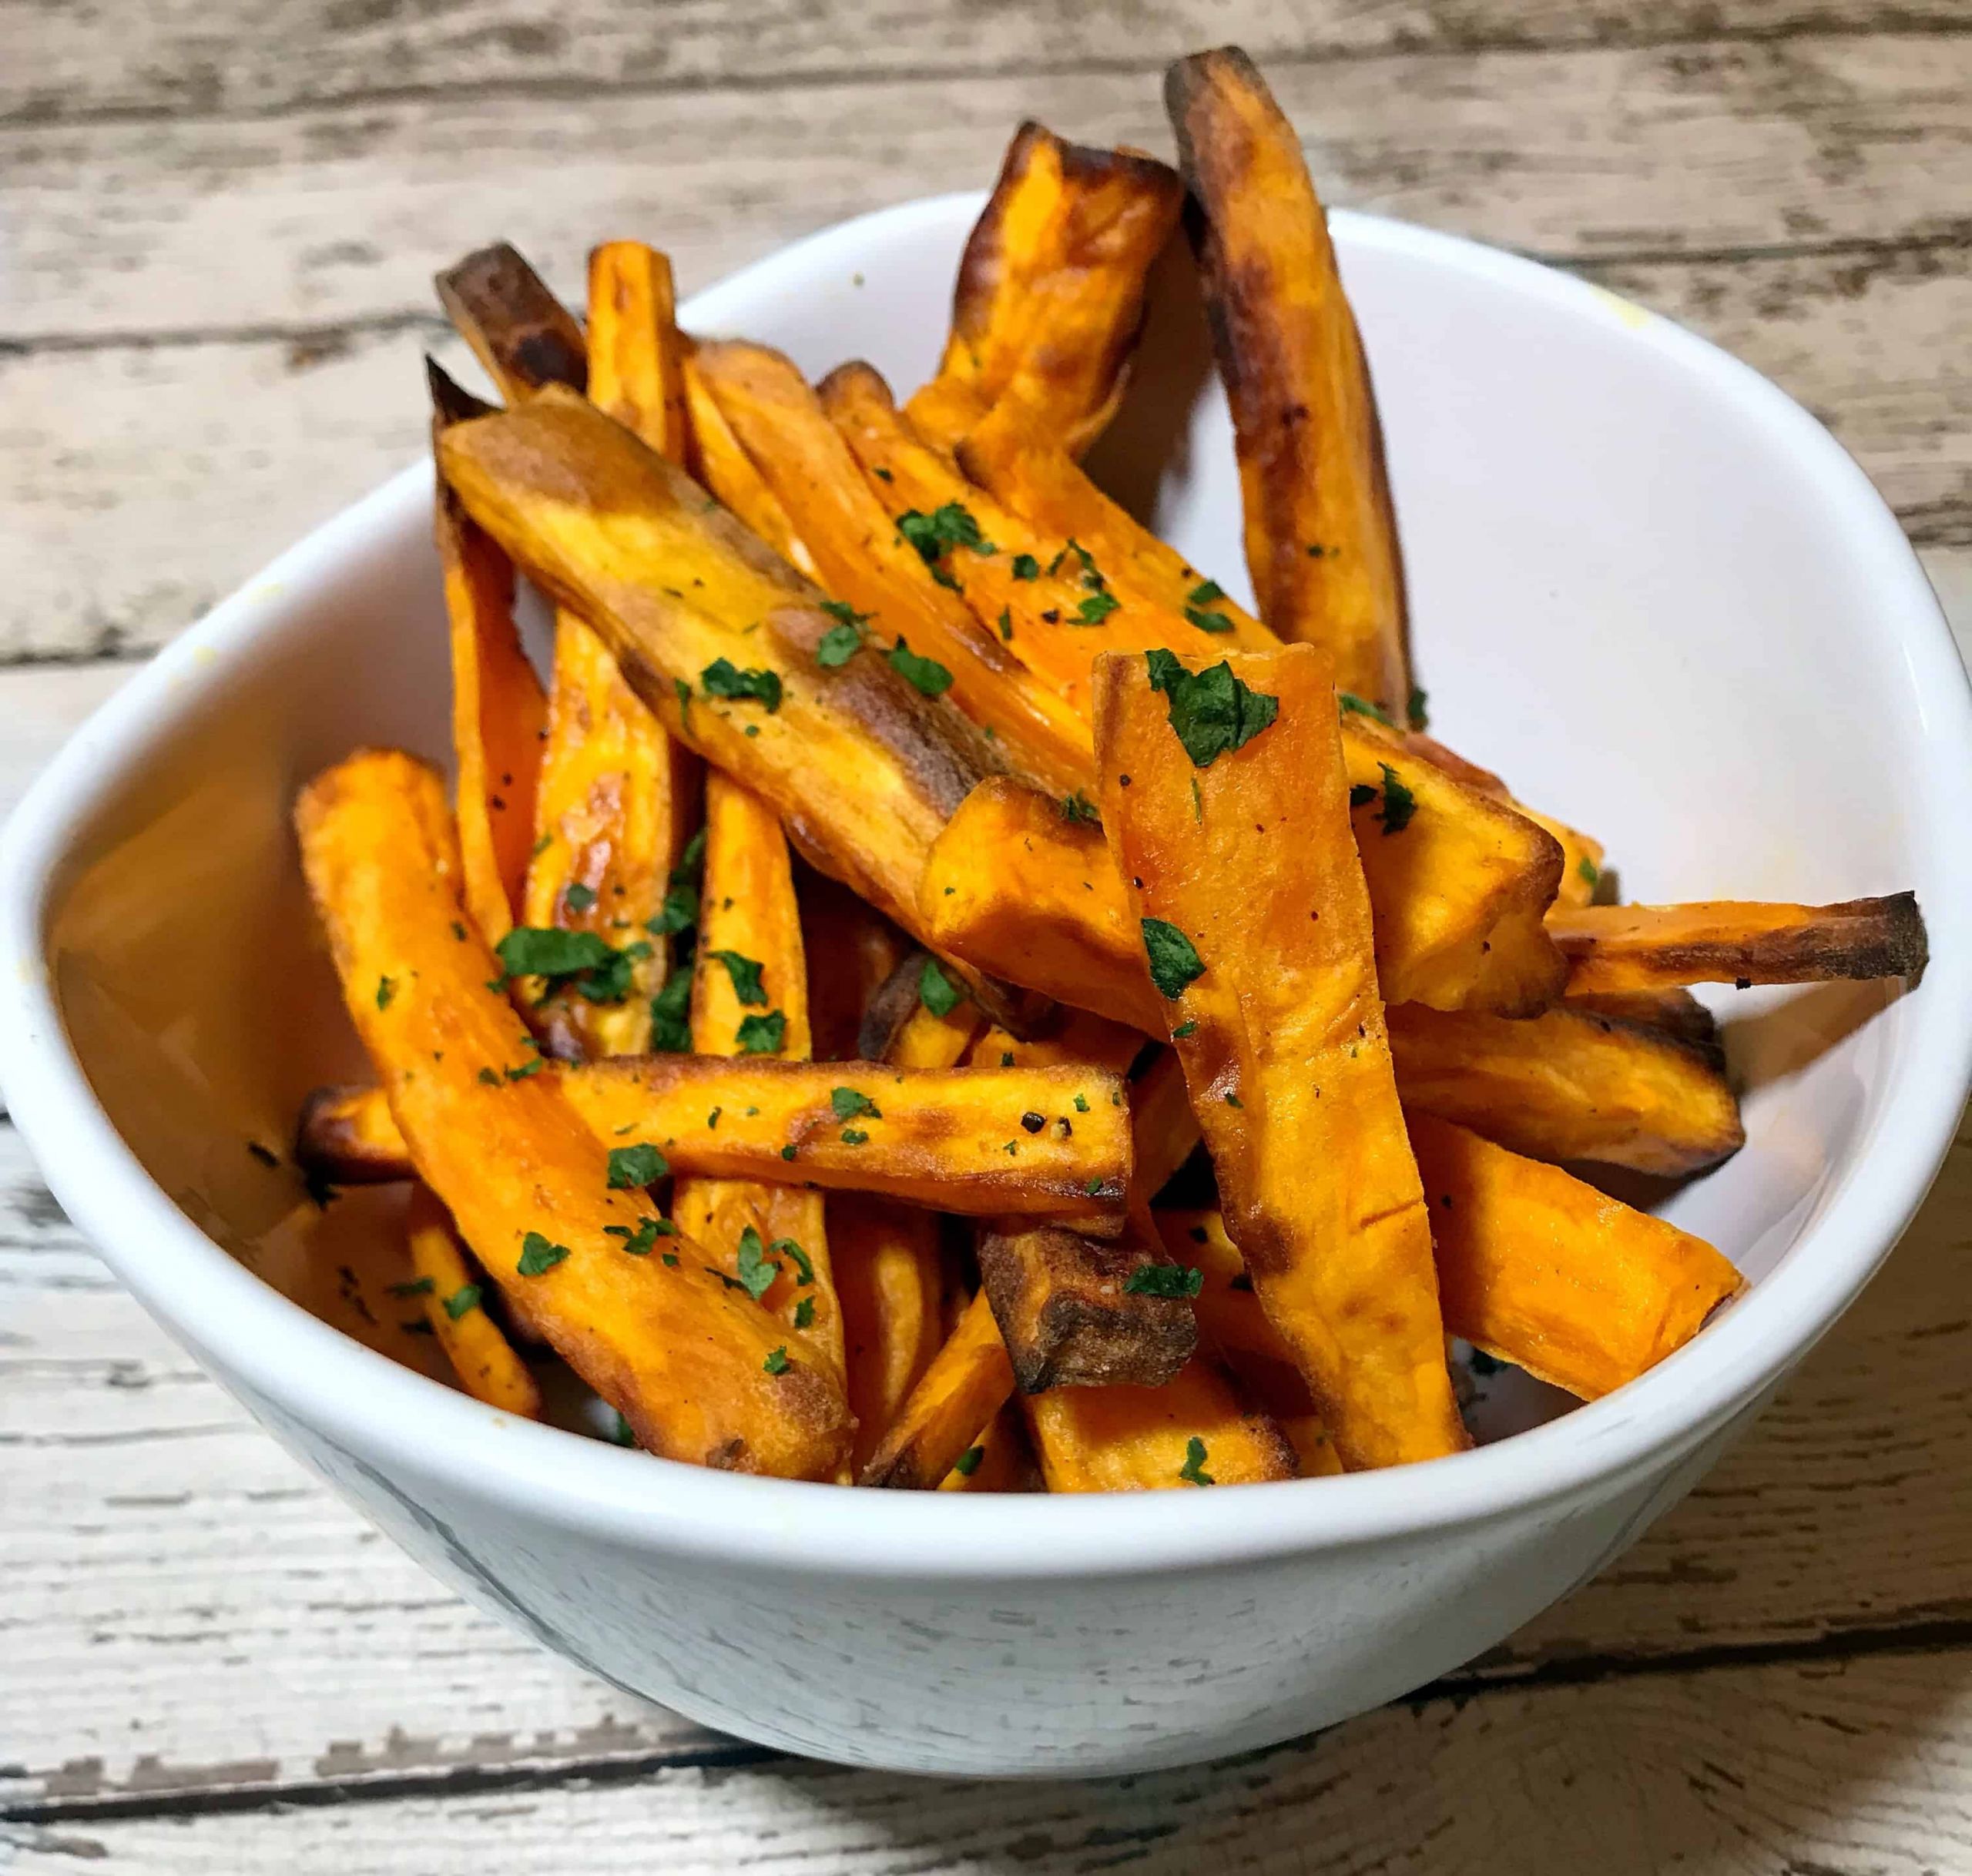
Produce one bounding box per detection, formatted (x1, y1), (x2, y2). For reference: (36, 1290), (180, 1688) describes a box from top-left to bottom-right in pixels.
(816, 623), (864, 667)
(444, 1282), (482, 1320)
(1184, 605), (1236, 635)
(502, 1058), (544, 1081)
(1058, 789), (1100, 826)
(612, 1411), (638, 1446)
(387, 1275), (435, 1298)
(451, 921), (468, 941)
(661, 1250), (680, 1267)
(918, 955), (964, 1018)
(1179, 1435), (1214, 1486)
(701, 658), (783, 713)
(1010, 553), (1040, 581)
(375, 975), (397, 1010)
(780, 1144), (799, 1161)
(607, 1142), (668, 1189)
(840, 1127), (870, 1146)
(1349, 783), (1379, 809)
(604, 1218), (664, 1257)
(1171, 1019), (1198, 1038)
(1374, 762), (1417, 835)
(1578, 856), (1601, 889)
(998, 606), (1014, 641)
(1142, 918), (1205, 999)
(517, 1232), (571, 1277)
(1336, 691), (1395, 728)
(1224, 1092), (1243, 1109)
(771, 1238), (816, 1285)
(736, 1227), (780, 1301)
(887, 637), (954, 698)
(831, 1087), (882, 1121)
(708, 949), (768, 1006)
(952, 1445), (985, 1476)
(649, 964), (694, 1052)
(495, 926), (643, 1003)
(793, 1296), (817, 1330)
(1189, 580), (1226, 605)
(736, 1010), (788, 1054)
(532, 832), (555, 858)
(1072, 1094), (1089, 1113)
(1074, 590), (1121, 626)
(401, 1317), (434, 1335)
(1144, 650), (1279, 768)
(1125, 1262), (1204, 1299)
(562, 882), (596, 913)
(763, 1345), (792, 1375)
(1084, 1176), (1105, 1196)
(896, 502), (991, 565)
(1407, 686), (1430, 730)
(477, 1067), (500, 1086)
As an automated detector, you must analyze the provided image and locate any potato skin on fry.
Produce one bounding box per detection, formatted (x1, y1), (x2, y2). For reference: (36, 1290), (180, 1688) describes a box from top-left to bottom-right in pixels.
(436, 241), (587, 400)
(1408, 1114), (1746, 1400)
(295, 749), (850, 1478)
(1550, 895), (1928, 993)
(1166, 48), (1410, 715)
(1095, 644), (1467, 1470)
(978, 1224), (1196, 1394)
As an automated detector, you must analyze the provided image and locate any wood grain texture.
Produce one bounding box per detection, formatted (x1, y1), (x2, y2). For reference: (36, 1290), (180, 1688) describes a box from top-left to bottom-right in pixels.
(5, 259), (1965, 663)
(7, 1650), (1971, 1871)
(5, 34), (1967, 346)
(5, 0), (1967, 122)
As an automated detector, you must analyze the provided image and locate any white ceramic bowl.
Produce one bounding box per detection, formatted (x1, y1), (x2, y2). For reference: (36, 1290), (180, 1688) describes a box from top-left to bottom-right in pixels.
(4, 196), (1969, 1779)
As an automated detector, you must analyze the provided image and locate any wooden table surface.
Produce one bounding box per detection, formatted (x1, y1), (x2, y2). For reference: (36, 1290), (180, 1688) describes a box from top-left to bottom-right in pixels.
(3, 2), (1970, 1868)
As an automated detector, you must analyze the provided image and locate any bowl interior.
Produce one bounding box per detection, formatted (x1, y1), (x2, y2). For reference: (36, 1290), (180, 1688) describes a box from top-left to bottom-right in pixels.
(23, 196), (1957, 1446)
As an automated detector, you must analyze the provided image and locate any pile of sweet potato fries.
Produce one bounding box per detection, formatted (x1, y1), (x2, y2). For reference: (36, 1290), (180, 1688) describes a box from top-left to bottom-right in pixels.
(293, 48), (1926, 1489)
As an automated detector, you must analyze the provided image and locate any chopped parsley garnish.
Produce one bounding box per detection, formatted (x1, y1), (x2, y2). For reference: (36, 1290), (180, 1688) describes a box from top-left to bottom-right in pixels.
(532, 832), (554, 857)
(840, 1127), (870, 1146)
(1224, 1092), (1243, 1108)
(1578, 856), (1601, 889)
(477, 1067), (500, 1086)
(516, 1232), (570, 1277)
(1010, 553), (1040, 581)
(1179, 1435), (1214, 1486)
(444, 1283), (481, 1320)
(918, 955), (964, 1018)
(562, 882), (596, 913)
(763, 1345), (792, 1375)
(780, 1144), (798, 1161)
(1373, 763), (1417, 835)
(649, 964), (694, 1051)
(772, 1238), (815, 1285)
(817, 622), (864, 667)
(1072, 1093), (1089, 1113)
(700, 658), (783, 712)
(1349, 783), (1379, 809)
(502, 1057), (545, 1080)
(998, 607), (1013, 640)
(897, 502), (991, 565)
(451, 921), (468, 941)
(708, 949), (768, 1005)
(1184, 605), (1236, 635)
(611, 1411), (637, 1446)
(375, 975), (397, 1010)
(661, 1250), (679, 1267)
(1337, 691), (1395, 728)
(887, 638), (954, 698)
(1142, 918), (1205, 999)
(387, 1276), (435, 1298)
(604, 1218), (667, 1256)
(1407, 686), (1430, 729)
(606, 1142), (668, 1189)
(1189, 580), (1226, 605)
(831, 1087), (882, 1121)
(1171, 1019), (1198, 1038)
(401, 1317), (434, 1335)
(736, 1227), (780, 1301)
(1084, 1176), (1105, 1195)
(952, 1445), (985, 1476)
(820, 598), (870, 631)
(1144, 650), (1279, 768)
(1125, 1262), (1204, 1299)
(736, 1010), (787, 1054)
(793, 1296), (816, 1330)
(495, 926), (648, 1003)
(1058, 790), (1102, 828)
(1074, 591), (1121, 626)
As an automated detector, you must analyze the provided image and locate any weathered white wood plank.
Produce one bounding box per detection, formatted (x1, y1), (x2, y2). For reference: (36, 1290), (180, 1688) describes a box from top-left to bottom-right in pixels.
(8, 1648), (1971, 1872)
(2, 1108), (1967, 1812)
(5, 35), (1967, 345)
(7, 0), (1957, 124)
(5, 253), (1964, 664)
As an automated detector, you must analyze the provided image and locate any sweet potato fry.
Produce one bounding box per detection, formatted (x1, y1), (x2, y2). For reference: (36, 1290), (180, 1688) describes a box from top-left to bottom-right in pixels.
(429, 374), (546, 943)
(978, 1224), (1196, 1393)
(295, 749), (849, 1477)
(435, 242), (587, 400)
(404, 1184), (543, 1419)
(681, 350), (819, 577)
(563, 1057), (1130, 1229)
(1023, 1355), (1297, 1491)
(585, 242), (689, 458)
(1158, 1208), (1314, 1423)
(830, 1194), (946, 1473)
(295, 1084), (413, 1184)
(1387, 1001), (1744, 1176)
(1551, 896), (1927, 994)
(858, 949), (984, 1069)
(800, 868), (911, 1062)
(937, 1407), (1034, 1492)
(905, 122), (1185, 455)
(1166, 49), (1411, 715)
(1125, 1046), (1201, 1234)
(1095, 644), (1467, 1469)
(968, 1010), (1145, 1076)
(671, 770), (843, 1378)
(1408, 1114), (1746, 1399)
(691, 340), (1092, 794)
(435, 388), (1018, 968)
(1565, 987), (1719, 1047)
(859, 1288), (1015, 1488)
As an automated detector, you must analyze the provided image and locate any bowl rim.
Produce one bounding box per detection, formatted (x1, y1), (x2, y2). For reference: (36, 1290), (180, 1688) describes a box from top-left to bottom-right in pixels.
(4, 195), (1969, 1581)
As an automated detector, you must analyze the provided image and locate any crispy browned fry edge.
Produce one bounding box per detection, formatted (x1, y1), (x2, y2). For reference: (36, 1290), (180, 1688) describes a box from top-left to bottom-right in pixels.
(296, 1084), (414, 1184)
(1388, 1002), (1744, 1177)
(1550, 895), (1928, 993)
(672, 769), (843, 1380)
(1095, 644), (1467, 1469)
(587, 242), (689, 458)
(859, 1288), (1015, 1488)
(691, 339), (1092, 795)
(566, 1057), (1129, 1229)
(979, 1224), (1196, 1393)
(1409, 1114), (1746, 1399)
(830, 1194), (945, 1473)
(1156, 1208), (1314, 1425)
(1125, 1047), (1201, 1235)
(435, 389), (1029, 986)
(1565, 987), (1719, 1049)
(800, 866), (911, 1062)
(435, 242), (587, 400)
(428, 368), (546, 945)
(1022, 1354), (1297, 1490)
(296, 749), (848, 1476)
(405, 1184), (543, 1420)
(1165, 49), (1410, 715)
(908, 121), (1185, 454)
(857, 948), (983, 1070)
